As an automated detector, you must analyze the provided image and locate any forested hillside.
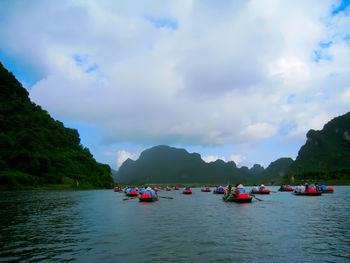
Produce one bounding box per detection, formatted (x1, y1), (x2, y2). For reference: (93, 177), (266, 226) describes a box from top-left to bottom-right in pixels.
(0, 62), (113, 189)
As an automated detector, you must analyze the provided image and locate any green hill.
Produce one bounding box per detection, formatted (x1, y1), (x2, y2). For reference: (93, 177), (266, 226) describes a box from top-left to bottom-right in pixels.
(285, 112), (350, 184)
(116, 145), (290, 185)
(0, 62), (114, 189)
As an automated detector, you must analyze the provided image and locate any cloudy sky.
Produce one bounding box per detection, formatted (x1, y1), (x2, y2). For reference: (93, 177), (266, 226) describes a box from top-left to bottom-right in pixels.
(1, 0), (349, 169)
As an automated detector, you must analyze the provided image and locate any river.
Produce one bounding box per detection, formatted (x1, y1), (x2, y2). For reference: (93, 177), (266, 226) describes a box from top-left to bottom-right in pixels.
(0, 186), (349, 262)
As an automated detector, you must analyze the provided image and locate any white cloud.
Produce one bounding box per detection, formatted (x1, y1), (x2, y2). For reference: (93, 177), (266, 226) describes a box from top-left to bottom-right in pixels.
(202, 155), (226, 163)
(117, 150), (139, 168)
(1, 0), (349, 158)
(230, 154), (247, 167)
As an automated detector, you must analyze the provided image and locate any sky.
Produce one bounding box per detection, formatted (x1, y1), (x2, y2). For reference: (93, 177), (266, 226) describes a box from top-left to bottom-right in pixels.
(1, 0), (350, 170)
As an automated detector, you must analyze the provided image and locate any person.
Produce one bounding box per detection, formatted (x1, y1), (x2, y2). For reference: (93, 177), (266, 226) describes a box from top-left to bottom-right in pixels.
(295, 184), (302, 193)
(185, 186), (190, 190)
(305, 183), (309, 192)
(319, 184), (327, 191)
(140, 186), (146, 195)
(235, 184), (246, 196)
(144, 187), (156, 197)
(252, 184), (259, 192)
(259, 184), (265, 191)
(224, 184), (232, 200)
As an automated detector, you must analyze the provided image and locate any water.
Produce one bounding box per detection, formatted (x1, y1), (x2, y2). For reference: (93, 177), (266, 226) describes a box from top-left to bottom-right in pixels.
(0, 186), (349, 262)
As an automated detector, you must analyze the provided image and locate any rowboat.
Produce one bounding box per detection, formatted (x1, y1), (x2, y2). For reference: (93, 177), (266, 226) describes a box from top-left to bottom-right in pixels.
(183, 189), (192, 194)
(293, 191), (322, 196)
(320, 187), (334, 193)
(278, 188), (293, 192)
(201, 188), (211, 192)
(223, 194), (252, 203)
(251, 189), (270, 194)
(213, 189), (225, 194)
(139, 194), (158, 202)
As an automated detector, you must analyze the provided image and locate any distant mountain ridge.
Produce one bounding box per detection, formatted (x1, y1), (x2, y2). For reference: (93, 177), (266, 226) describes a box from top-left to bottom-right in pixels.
(116, 145), (292, 184)
(0, 62), (114, 189)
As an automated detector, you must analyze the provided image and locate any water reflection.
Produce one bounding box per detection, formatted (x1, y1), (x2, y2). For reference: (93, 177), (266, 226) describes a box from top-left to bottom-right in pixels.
(0, 186), (349, 262)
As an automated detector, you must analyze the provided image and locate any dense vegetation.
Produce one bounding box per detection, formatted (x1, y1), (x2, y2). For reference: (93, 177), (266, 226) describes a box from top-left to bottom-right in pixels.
(116, 145), (292, 185)
(283, 112), (350, 184)
(0, 62), (114, 189)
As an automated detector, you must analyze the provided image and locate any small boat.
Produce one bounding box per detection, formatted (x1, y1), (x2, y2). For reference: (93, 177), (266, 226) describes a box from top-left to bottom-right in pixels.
(114, 187), (121, 192)
(321, 187), (334, 193)
(126, 189), (138, 197)
(224, 193), (252, 203)
(213, 189), (226, 194)
(183, 189), (192, 194)
(201, 188), (211, 192)
(154, 187), (159, 192)
(293, 191), (322, 196)
(251, 189), (270, 195)
(139, 193), (158, 202)
(166, 187), (171, 191)
(174, 186), (180, 190)
(278, 187), (293, 192)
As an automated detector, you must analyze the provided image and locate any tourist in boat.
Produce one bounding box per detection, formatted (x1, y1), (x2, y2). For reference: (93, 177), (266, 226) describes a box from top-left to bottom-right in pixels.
(235, 184), (246, 196)
(305, 183), (309, 192)
(145, 187), (156, 197)
(319, 184), (327, 191)
(140, 186), (146, 195)
(259, 184), (265, 191)
(252, 184), (259, 192)
(224, 184), (233, 200)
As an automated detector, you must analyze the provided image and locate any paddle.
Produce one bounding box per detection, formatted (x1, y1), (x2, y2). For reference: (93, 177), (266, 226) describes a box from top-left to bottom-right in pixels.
(158, 196), (174, 199)
(123, 197), (137, 201)
(250, 194), (263, 201)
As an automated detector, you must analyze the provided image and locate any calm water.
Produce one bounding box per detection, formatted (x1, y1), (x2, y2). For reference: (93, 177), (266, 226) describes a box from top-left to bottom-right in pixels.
(0, 186), (349, 262)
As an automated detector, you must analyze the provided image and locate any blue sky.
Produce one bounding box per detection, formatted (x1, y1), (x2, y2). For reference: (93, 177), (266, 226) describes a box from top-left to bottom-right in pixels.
(1, 0), (350, 169)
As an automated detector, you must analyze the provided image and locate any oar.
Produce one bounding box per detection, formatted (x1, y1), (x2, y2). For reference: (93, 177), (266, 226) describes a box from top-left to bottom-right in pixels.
(250, 194), (263, 201)
(158, 196), (174, 199)
(123, 197), (137, 201)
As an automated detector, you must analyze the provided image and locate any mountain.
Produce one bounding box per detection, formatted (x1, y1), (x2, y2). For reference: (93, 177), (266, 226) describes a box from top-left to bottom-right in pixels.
(0, 62), (114, 189)
(116, 145), (290, 184)
(286, 112), (350, 183)
(259, 158), (293, 182)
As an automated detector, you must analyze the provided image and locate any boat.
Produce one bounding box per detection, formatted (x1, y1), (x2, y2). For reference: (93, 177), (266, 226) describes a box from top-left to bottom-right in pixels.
(166, 187), (171, 191)
(201, 188), (211, 192)
(320, 187), (334, 193)
(293, 191), (322, 196)
(126, 189), (138, 197)
(139, 193), (158, 202)
(251, 189), (270, 195)
(183, 189), (192, 194)
(213, 189), (226, 194)
(174, 186), (180, 190)
(278, 187), (293, 192)
(223, 193), (252, 203)
(114, 187), (121, 192)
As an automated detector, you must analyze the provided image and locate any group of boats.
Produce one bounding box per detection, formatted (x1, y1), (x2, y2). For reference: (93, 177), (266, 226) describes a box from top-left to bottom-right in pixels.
(114, 183), (334, 203)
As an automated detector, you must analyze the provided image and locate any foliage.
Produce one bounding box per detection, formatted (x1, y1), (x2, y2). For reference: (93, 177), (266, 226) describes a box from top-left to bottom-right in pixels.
(0, 62), (114, 190)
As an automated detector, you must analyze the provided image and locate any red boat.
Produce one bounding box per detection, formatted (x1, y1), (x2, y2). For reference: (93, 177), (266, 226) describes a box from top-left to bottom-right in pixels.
(201, 188), (211, 192)
(166, 187), (171, 191)
(183, 189), (192, 194)
(251, 189), (270, 194)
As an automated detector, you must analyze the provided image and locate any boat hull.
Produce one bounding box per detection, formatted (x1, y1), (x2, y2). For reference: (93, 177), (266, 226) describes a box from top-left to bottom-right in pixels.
(126, 193), (138, 197)
(223, 196), (252, 203)
(321, 189), (333, 193)
(139, 197), (158, 202)
(183, 191), (192, 194)
(213, 190), (225, 194)
(278, 189), (293, 192)
(201, 189), (211, 192)
(251, 191), (270, 195)
(293, 192), (322, 196)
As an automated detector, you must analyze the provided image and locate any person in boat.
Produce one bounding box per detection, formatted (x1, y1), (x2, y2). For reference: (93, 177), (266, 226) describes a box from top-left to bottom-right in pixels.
(252, 184), (259, 192)
(259, 184), (265, 191)
(309, 184), (316, 190)
(144, 187), (156, 197)
(304, 183), (309, 192)
(140, 186), (146, 195)
(319, 184), (327, 191)
(224, 184), (233, 200)
(235, 184), (246, 196)
(295, 184), (302, 193)
(184, 186), (191, 190)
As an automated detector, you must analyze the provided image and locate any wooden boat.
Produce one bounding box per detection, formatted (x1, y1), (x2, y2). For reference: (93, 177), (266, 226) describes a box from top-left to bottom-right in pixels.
(126, 190), (138, 197)
(223, 194), (252, 203)
(183, 189), (192, 194)
(293, 191), (322, 196)
(278, 188), (293, 192)
(201, 188), (211, 192)
(320, 188), (334, 193)
(139, 194), (158, 202)
(213, 189), (226, 194)
(251, 189), (270, 194)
